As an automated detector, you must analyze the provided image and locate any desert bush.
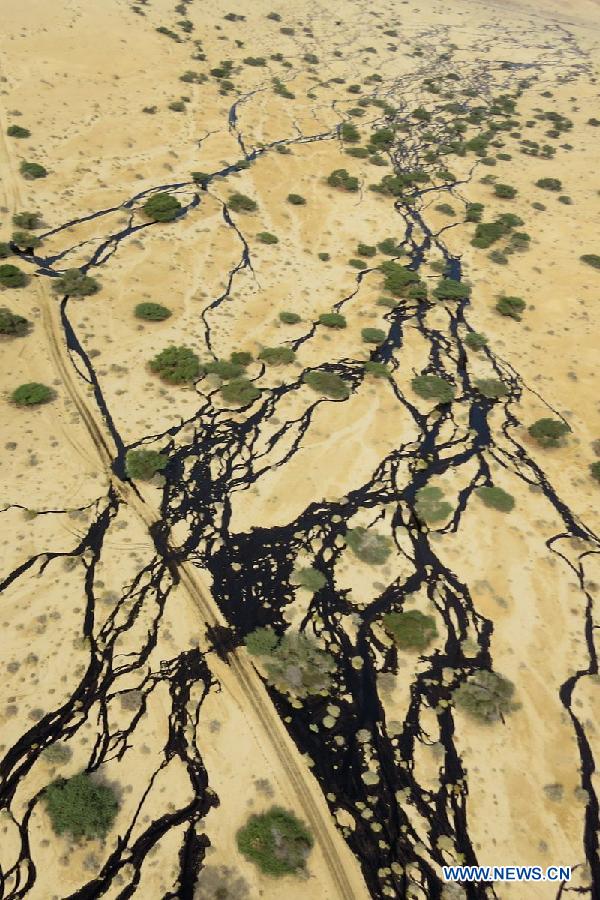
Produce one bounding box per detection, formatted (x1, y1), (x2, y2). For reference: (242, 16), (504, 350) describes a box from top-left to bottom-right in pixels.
(435, 202), (455, 216)
(453, 670), (518, 724)
(382, 609), (437, 650)
(43, 742), (73, 766)
(346, 527), (392, 564)
(493, 183), (517, 199)
(411, 375), (455, 403)
(349, 258), (368, 270)
(245, 627), (279, 657)
(0, 242), (11, 258)
(364, 361), (391, 379)
(287, 193), (306, 206)
(20, 161), (47, 179)
(292, 566), (327, 591)
(303, 370), (350, 399)
(11, 383), (55, 406)
(194, 865), (250, 899)
(257, 231), (278, 244)
(580, 254), (600, 269)
(361, 327), (386, 344)
(149, 346), (200, 383)
(377, 238), (401, 255)
(229, 193), (258, 213)
(318, 252), (331, 261)
(464, 331), (487, 351)
(237, 807), (313, 876)
(205, 359), (245, 380)
(340, 122), (360, 142)
(475, 485), (515, 511)
(357, 242), (377, 258)
(44, 772), (119, 840)
(0, 264), (27, 288)
(345, 147), (369, 159)
(327, 169), (359, 192)
(264, 632), (336, 698)
(220, 378), (261, 405)
(432, 278), (471, 301)
(135, 302), (172, 321)
(415, 486), (452, 523)
(590, 461), (600, 483)
(125, 449), (167, 480)
(168, 100), (186, 112)
(0, 307), (31, 336)
(7, 124), (30, 138)
(558, 195), (572, 205)
(11, 230), (42, 249)
(318, 312), (346, 329)
(142, 192), (182, 222)
(474, 378), (508, 399)
(535, 177), (562, 191)
(258, 346), (296, 365)
(230, 351), (253, 366)
(489, 249), (509, 265)
(13, 211), (42, 229)
(528, 417), (571, 447)
(495, 295), (525, 319)
(279, 311), (301, 324)
(52, 269), (100, 296)
(380, 261), (419, 296)
(243, 56), (266, 66)
(191, 171), (210, 186)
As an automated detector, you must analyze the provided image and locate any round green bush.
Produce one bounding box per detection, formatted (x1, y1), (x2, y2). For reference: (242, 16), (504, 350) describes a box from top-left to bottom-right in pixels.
(142, 192), (182, 222)
(220, 378), (261, 405)
(318, 312), (346, 329)
(263, 632), (336, 698)
(528, 417), (571, 447)
(303, 370), (350, 399)
(581, 254), (600, 270)
(474, 378), (508, 400)
(327, 169), (359, 192)
(493, 183), (517, 199)
(364, 361), (391, 379)
(382, 609), (437, 650)
(361, 327), (386, 344)
(44, 772), (119, 840)
(475, 485), (515, 511)
(535, 177), (562, 191)
(149, 346), (201, 384)
(0, 242), (12, 259)
(292, 566), (327, 591)
(287, 193), (306, 206)
(415, 486), (452, 523)
(453, 670), (518, 724)
(7, 124), (30, 138)
(257, 231), (278, 244)
(245, 627), (279, 657)
(590, 461), (600, 483)
(52, 269), (100, 297)
(229, 192), (258, 213)
(346, 526), (391, 564)
(0, 307), (31, 336)
(205, 359), (245, 380)
(432, 278), (471, 301)
(411, 375), (455, 404)
(20, 161), (47, 179)
(496, 295), (525, 320)
(377, 238), (402, 255)
(230, 351), (253, 366)
(465, 332), (487, 351)
(279, 311), (301, 324)
(135, 302), (172, 321)
(348, 258), (368, 270)
(0, 264), (27, 288)
(236, 807), (313, 876)
(258, 346), (296, 365)
(11, 382), (55, 406)
(12, 230), (42, 250)
(357, 242), (377, 258)
(125, 449), (168, 480)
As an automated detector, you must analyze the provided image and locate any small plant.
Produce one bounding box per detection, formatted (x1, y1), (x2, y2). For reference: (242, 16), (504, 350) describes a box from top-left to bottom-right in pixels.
(357, 242), (377, 258)
(257, 231), (278, 244)
(528, 418), (571, 447)
(435, 202), (455, 216)
(52, 269), (100, 296)
(380, 261), (419, 295)
(535, 177), (562, 191)
(287, 193), (306, 206)
(377, 238), (401, 255)
(475, 486), (515, 512)
(262, 631), (336, 698)
(318, 251), (331, 261)
(340, 122), (360, 143)
(382, 609), (437, 650)
(11, 382), (55, 407)
(361, 327), (386, 344)
(279, 311), (301, 324)
(237, 807), (313, 876)
(205, 359), (244, 380)
(258, 346), (296, 365)
(292, 566), (327, 591)
(125, 449), (168, 480)
(20, 161), (47, 179)
(496, 295), (525, 320)
(0, 264), (27, 288)
(346, 527), (392, 564)
(135, 302), (172, 321)
(142, 192), (182, 222)
(453, 670), (518, 724)
(580, 254), (600, 269)
(149, 346), (200, 384)
(220, 378), (261, 405)
(464, 332), (487, 351)
(432, 278), (471, 301)
(327, 169), (359, 192)
(590, 461), (600, 483)
(493, 183), (517, 199)
(474, 378), (508, 399)
(349, 258), (368, 270)
(168, 100), (186, 113)
(415, 486), (452, 523)
(0, 242), (11, 259)
(194, 865), (250, 900)
(303, 370), (350, 399)
(12, 230), (42, 250)
(229, 192), (258, 213)
(13, 211), (41, 229)
(44, 772), (119, 840)
(364, 361), (391, 379)
(7, 124), (30, 138)
(318, 312), (346, 329)
(191, 171), (210, 187)
(0, 307), (31, 336)
(411, 375), (455, 404)
(245, 627), (279, 656)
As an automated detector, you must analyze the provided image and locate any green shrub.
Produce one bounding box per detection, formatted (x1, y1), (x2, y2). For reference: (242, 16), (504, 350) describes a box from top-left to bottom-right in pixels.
(292, 567), (327, 591)
(263, 632), (336, 698)
(303, 370), (350, 399)
(13, 211), (41, 229)
(364, 361), (391, 379)
(558, 195), (572, 205)
(493, 183), (517, 199)
(580, 254), (600, 269)
(411, 375), (455, 404)
(134, 302), (172, 321)
(125, 449), (168, 480)
(377, 297), (399, 309)
(528, 417), (571, 447)
(327, 169), (359, 192)
(243, 56), (267, 66)
(348, 258), (368, 270)
(590, 461), (600, 483)
(258, 346), (296, 365)
(532, 201), (546, 211)
(220, 378), (261, 405)
(496, 295), (525, 320)
(52, 269), (100, 297)
(237, 807), (313, 876)
(245, 627), (279, 657)
(382, 610), (437, 650)
(435, 202), (455, 216)
(149, 346), (200, 384)
(465, 331), (487, 351)
(432, 278), (471, 301)
(318, 251), (331, 261)
(380, 261), (419, 295)
(142, 192), (182, 222)
(279, 311), (301, 324)
(44, 772), (119, 840)
(453, 670), (518, 724)
(20, 161), (47, 179)
(287, 193), (306, 206)
(205, 359), (244, 380)
(377, 238), (401, 255)
(535, 177), (562, 191)
(168, 100), (186, 112)
(345, 147), (369, 159)
(11, 382), (55, 406)
(0, 307), (31, 336)
(465, 202), (484, 223)
(340, 122), (360, 142)
(318, 312), (346, 329)
(474, 378), (508, 399)
(12, 230), (42, 249)
(0, 264), (27, 288)
(257, 231), (278, 244)
(191, 171), (210, 186)
(7, 124), (30, 138)
(357, 242), (377, 258)
(475, 486), (515, 511)
(415, 486), (452, 523)
(346, 526), (392, 564)
(471, 221), (505, 248)
(489, 249), (509, 265)
(229, 192), (258, 213)
(361, 327), (386, 344)
(0, 242), (11, 259)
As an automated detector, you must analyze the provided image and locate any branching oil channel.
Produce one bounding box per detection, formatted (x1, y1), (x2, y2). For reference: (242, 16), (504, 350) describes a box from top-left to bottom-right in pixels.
(0, 12), (597, 900)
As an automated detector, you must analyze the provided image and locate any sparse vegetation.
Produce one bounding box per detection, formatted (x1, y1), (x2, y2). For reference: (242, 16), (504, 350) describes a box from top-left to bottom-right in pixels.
(496, 295), (525, 320)
(432, 278), (471, 301)
(318, 312), (346, 329)
(220, 378), (261, 405)
(327, 169), (359, 192)
(493, 183), (517, 199)
(465, 332), (487, 351)
(291, 566), (327, 591)
(0, 307), (31, 337)
(382, 609), (437, 650)
(411, 375), (455, 403)
(20, 161), (47, 179)
(135, 302), (172, 321)
(237, 807), (313, 877)
(13, 211), (41, 229)
(194, 866), (250, 900)
(580, 254), (600, 270)
(475, 486), (515, 511)
(229, 192), (258, 213)
(0, 264), (27, 288)
(7, 124), (30, 138)
(590, 461), (600, 483)
(535, 177), (562, 191)
(415, 486), (452, 523)
(474, 378), (508, 399)
(149, 346), (200, 384)
(125, 449), (168, 481)
(52, 269), (100, 297)
(528, 418), (571, 447)
(142, 192), (182, 222)
(11, 383), (55, 407)
(257, 231), (279, 244)
(303, 370), (350, 399)
(364, 361), (391, 379)
(258, 346), (296, 365)
(279, 311), (301, 324)
(346, 527), (392, 564)
(453, 670), (518, 724)
(287, 193), (306, 206)
(361, 327), (386, 344)
(44, 772), (119, 840)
